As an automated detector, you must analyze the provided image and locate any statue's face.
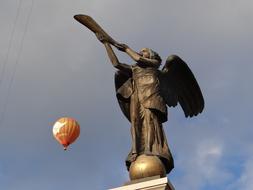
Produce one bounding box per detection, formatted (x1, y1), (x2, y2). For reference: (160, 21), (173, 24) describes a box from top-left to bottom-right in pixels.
(139, 48), (150, 58)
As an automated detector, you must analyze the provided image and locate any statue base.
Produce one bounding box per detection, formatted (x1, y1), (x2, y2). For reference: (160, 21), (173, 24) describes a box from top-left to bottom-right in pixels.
(109, 176), (175, 190)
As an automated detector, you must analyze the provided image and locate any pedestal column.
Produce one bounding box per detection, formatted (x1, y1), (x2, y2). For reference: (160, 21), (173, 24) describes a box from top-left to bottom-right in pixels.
(109, 177), (174, 190)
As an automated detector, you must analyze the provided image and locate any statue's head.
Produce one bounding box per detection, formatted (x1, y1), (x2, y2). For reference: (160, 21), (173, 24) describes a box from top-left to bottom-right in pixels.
(139, 48), (162, 63)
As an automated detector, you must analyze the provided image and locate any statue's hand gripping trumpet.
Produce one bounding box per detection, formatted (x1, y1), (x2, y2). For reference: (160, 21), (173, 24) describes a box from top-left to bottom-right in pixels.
(74, 15), (204, 180)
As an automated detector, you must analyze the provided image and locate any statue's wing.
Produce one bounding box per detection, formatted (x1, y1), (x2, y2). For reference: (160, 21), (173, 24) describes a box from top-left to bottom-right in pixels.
(114, 71), (132, 122)
(160, 55), (204, 117)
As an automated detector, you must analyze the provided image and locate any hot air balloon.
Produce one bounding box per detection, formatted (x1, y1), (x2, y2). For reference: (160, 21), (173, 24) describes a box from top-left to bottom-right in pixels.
(52, 117), (80, 150)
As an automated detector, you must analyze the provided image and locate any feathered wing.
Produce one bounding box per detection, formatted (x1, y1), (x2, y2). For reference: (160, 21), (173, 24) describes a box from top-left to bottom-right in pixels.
(159, 55), (204, 117)
(114, 70), (132, 122)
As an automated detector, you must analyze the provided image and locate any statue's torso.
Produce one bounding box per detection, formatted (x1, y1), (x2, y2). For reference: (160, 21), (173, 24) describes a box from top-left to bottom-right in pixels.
(132, 65), (159, 101)
(132, 65), (167, 114)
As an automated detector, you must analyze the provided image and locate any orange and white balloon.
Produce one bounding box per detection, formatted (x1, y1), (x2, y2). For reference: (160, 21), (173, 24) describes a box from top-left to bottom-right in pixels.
(52, 117), (80, 150)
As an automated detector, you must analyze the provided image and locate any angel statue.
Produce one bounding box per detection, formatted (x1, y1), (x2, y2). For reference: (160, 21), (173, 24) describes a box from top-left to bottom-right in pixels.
(74, 15), (204, 176)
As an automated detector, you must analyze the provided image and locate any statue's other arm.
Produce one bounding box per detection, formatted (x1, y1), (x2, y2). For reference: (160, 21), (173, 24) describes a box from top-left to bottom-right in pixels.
(124, 46), (160, 68)
(104, 43), (131, 73)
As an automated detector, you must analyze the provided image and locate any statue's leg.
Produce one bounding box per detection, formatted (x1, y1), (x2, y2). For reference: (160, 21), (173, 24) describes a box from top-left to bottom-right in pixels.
(140, 106), (155, 153)
(130, 125), (137, 154)
(130, 91), (141, 155)
(143, 109), (174, 173)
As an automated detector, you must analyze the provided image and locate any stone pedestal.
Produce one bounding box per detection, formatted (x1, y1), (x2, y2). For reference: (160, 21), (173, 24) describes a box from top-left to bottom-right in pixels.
(109, 177), (175, 190)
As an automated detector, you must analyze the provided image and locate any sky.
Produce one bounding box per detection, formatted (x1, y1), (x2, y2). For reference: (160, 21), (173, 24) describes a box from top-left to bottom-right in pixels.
(0, 0), (253, 189)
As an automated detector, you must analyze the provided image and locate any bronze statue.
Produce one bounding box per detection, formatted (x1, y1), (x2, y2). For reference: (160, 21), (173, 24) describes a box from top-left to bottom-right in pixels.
(74, 15), (204, 176)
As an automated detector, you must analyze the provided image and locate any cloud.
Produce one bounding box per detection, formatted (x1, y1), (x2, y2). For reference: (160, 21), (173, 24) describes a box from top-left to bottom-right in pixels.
(235, 159), (253, 190)
(226, 145), (253, 190)
(172, 139), (233, 190)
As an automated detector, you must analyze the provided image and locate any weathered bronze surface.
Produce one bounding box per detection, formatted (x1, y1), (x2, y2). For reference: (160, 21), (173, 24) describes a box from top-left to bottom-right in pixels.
(74, 15), (204, 176)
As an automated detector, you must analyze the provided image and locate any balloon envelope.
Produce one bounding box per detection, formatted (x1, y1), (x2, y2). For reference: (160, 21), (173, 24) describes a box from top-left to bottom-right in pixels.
(52, 117), (80, 150)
